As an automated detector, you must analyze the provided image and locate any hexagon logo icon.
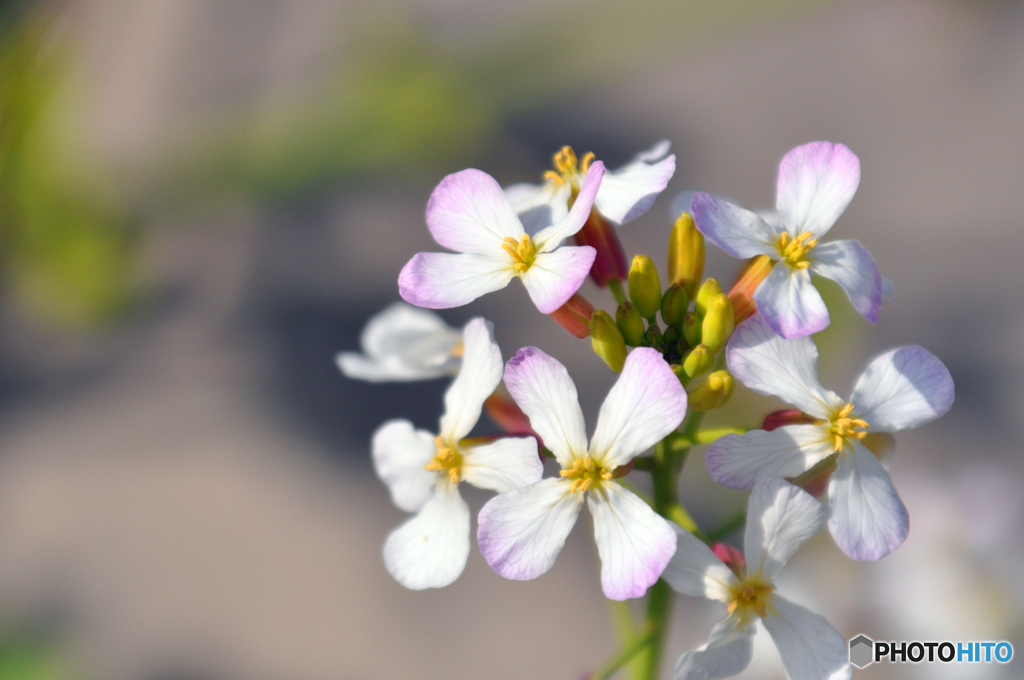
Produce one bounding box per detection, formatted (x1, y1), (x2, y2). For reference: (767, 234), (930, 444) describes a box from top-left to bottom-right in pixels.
(849, 634), (874, 668)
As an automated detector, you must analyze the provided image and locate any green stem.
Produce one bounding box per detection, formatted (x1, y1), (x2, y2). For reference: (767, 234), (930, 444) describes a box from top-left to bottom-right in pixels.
(671, 426), (747, 450)
(608, 278), (627, 306)
(589, 628), (657, 680)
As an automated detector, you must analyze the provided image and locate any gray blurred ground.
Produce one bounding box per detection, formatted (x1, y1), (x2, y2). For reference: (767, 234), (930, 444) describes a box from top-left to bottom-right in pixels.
(0, 0), (1022, 678)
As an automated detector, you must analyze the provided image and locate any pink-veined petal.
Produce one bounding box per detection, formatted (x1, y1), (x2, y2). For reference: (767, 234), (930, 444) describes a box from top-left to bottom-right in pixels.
(589, 482), (677, 600)
(674, 614), (756, 680)
(726, 315), (843, 418)
(371, 419), (438, 512)
(477, 478), (584, 581)
(763, 595), (852, 680)
(461, 437), (543, 493)
(503, 347), (587, 468)
(521, 246), (596, 314)
(399, 251), (515, 309)
(744, 477), (827, 583)
(533, 161), (605, 251)
(808, 240), (882, 323)
(691, 193), (779, 259)
(589, 348), (688, 469)
(662, 523), (737, 602)
(426, 168), (524, 254)
(383, 480), (470, 590)
(850, 346), (954, 432)
(754, 264), (831, 339)
(505, 181), (571, 236)
(706, 425), (835, 491)
(594, 143), (676, 225)
(775, 141), (860, 240)
(827, 443), (909, 561)
(439, 318), (502, 442)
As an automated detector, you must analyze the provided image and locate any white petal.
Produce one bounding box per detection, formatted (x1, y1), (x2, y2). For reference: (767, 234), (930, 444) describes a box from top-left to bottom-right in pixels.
(398, 251), (515, 309)
(477, 478), (583, 581)
(744, 477), (827, 582)
(521, 246), (596, 314)
(674, 615), (755, 680)
(808, 240), (882, 323)
(850, 346), (954, 432)
(383, 480), (470, 590)
(662, 523), (738, 602)
(690, 194), (779, 259)
(335, 352), (455, 382)
(425, 168), (524, 254)
(461, 437), (543, 493)
(589, 348), (688, 469)
(705, 425), (835, 491)
(503, 347), (588, 468)
(371, 420), (438, 512)
(439, 318), (502, 442)
(827, 443), (909, 561)
(726, 316), (844, 419)
(594, 146), (676, 224)
(589, 482), (677, 600)
(505, 181), (570, 235)
(635, 139), (672, 162)
(763, 595), (852, 680)
(775, 141), (860, 240)
(753, 264), (831, 339)
(533, 161), (605, 251)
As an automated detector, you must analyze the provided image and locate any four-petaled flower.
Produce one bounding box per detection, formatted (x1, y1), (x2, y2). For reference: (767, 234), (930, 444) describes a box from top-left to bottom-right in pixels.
(691, 141), (882, 338)
(371, 318), (544, 589)
(477, 347), (686, 600)
(706, 315), (954, 560)
(398, 161), (605, 314)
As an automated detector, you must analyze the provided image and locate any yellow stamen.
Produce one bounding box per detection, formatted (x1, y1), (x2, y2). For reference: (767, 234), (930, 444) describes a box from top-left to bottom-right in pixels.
(425, 436), (463, 483)
(726, 579), (775, 620)
(560, 456), (612, 494)
(777, 230), (818, 268)
(450, 341), (464, 358)
(542, 145), (595, 191)
(501, 234), (537, 274)
(828, 402), (869, 452)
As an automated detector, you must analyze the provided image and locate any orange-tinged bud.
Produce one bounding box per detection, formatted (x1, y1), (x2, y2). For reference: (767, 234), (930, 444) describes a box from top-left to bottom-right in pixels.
(483, 389), (536, 438)
(548, 292), (595, 338)
(762, 409), (820, 431)
(727, 254), (774, 326)
(573, 210), (629, 287)
(711, 543), (746, 578)
(668, 212), (705, 298)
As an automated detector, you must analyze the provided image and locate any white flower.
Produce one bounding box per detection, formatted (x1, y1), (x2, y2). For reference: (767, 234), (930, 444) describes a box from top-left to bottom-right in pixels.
(371, 318), (543, 589)
(336, 302), (462, 382)
(706, 315), (955, 561)
(477, 347), (686, 600)
(663, 476), (851, 680)
(691, 141), (881, 338)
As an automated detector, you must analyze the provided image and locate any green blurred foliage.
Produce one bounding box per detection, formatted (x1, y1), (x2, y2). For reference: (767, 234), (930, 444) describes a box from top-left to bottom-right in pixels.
(0, 630), (71, 680)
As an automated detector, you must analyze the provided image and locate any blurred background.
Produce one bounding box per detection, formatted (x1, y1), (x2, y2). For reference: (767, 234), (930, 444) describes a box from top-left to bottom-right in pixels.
(0, 0), (1021, 677)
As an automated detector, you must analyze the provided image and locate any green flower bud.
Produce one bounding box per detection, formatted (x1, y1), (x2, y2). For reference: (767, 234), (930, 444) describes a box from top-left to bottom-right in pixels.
(644, 321), (663, 348)
(663, 326), (680, 346)
(660, 283), (689, 328)
(682, 343), (714, 378)
(616, 302), (646, 346)
(682, 311), (702, 347)
(688, 370), (736, 411)
(701, 293), (735, 352)
(591, 310), (627, 373)
(668, 212), (705, 299)
(694, 278), (722, 317)
(628, 254), (663, 319)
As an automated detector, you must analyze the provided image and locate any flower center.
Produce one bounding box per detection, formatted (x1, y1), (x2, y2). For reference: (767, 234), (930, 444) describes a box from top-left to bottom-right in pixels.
(828, 403), (869, 452)
(501, 234), (538, 274)
(542, 145), (595, 191)
(726, 578), (775, 620)
(560, 456), (612, 494)
(777, 230), (818, 269)
(425, 436), (463, 483)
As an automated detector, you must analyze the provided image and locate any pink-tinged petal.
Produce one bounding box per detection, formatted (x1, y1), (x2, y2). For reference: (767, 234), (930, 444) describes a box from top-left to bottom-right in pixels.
(706, 425), (835, 491)
(371, 419), (438, 512)
(744, 477), (827, 583)
(521, 246), (596, 314)
(763, 595), (852, 680)
(589, 482), (677, 600)
(505, 181), (571, 236)
(726, 315), (844, 418)
(589, 348), (688, 469)
(594, 144), (676, 225)
(808, 240), (882, 323)
(399, 251), (515, 309)
(533, 162), (605, 252)
(503, 347), (587, 468)
(426, 169), (524, 254)
(477, 478), (583, 581)
(827, 443), (909, 561)
(775, 141), (860, 240)
(383, 480), (470, 590)
(439, 318), (502, 442)
(461, 437), (543, 493)
(754, 264), (831, 339)
(691, 193), (779, 259)
(674, 614), (755, 680)
(850, 346), (954, 432)
(662, 523), (737, 602)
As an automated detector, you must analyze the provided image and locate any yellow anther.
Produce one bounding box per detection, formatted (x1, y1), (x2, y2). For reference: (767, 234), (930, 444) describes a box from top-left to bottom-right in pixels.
(501, 234), (537, 273)
(553, 146), (578, 176)
(829, 403), (869, 452)
(450, 341), (464, 358)
(578, 152), (595, 173)
(425, 436), (463, 483)
(727, 580), (775, 619)
(777, 230), (818, 268)
(560, 456), (613, 494)
(543, 145), (595, 190)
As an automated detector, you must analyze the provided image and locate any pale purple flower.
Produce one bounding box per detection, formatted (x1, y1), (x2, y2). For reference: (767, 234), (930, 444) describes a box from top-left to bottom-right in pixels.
(691, 141), (881, 338)
(477, 347), (686, 600)
(706, 315), (955, 561)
